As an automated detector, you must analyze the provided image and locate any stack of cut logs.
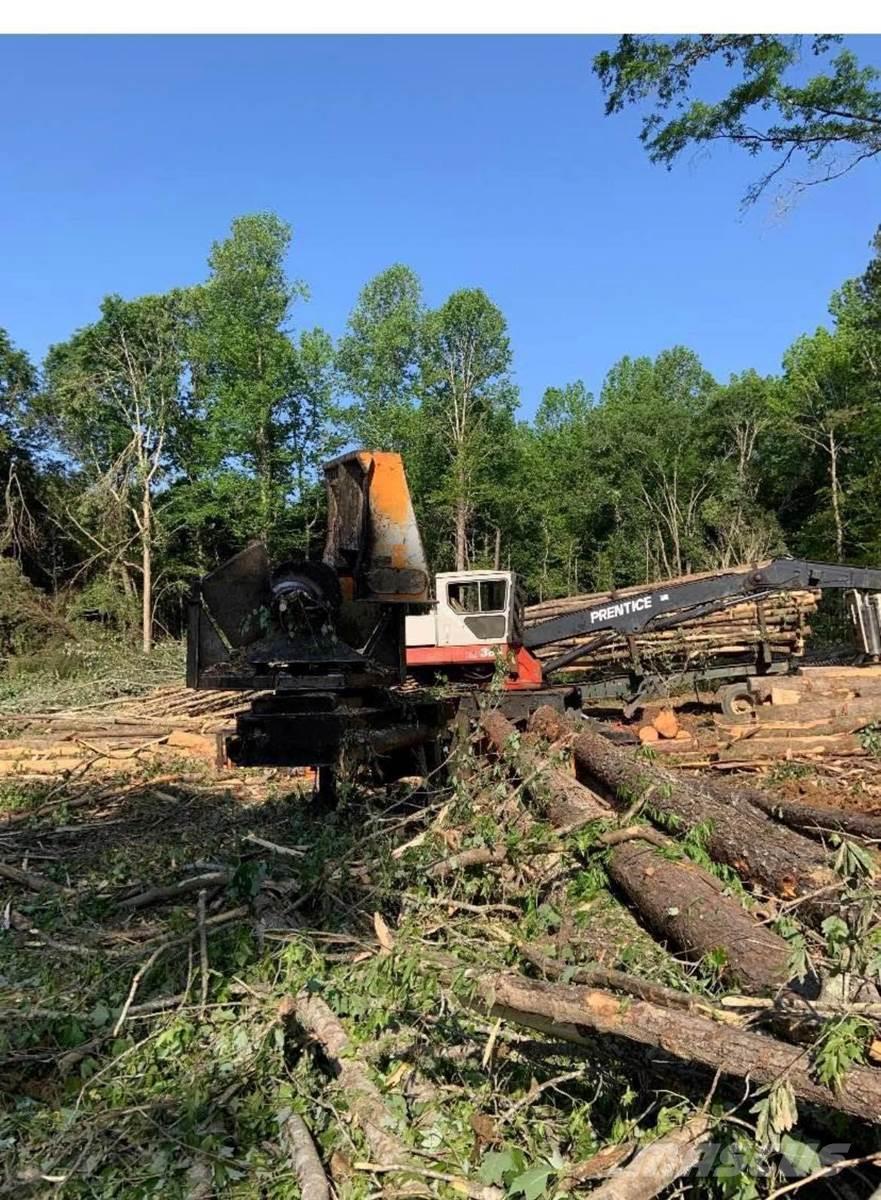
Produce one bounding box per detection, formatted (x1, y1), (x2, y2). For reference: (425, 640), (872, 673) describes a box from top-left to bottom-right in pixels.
(635, 706), (694, 749)
(707, 665), (881, 764)
(526, 574), (819, 672)
(625, 668), (881, 766)
(0, 687), (257, 776)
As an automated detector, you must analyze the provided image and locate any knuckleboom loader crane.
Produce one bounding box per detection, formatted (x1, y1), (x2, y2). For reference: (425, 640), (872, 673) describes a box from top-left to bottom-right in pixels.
(188, 450), (881, 775)
(405, 561), (881, 716)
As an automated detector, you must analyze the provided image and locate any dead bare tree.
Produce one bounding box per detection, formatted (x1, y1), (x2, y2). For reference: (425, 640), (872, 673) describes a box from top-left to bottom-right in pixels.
(1, 461), (39, 561)
(640, 464), (708, 578)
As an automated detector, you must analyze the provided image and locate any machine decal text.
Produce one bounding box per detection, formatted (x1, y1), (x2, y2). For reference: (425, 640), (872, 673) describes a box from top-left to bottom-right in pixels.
(589, 595), (653, 624)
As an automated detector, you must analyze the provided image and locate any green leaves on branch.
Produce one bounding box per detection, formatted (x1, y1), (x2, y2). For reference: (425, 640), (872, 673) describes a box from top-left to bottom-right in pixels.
(338, 267), (516, 571)
(189, 213), (339, 551)
(594, 36), (881, 206)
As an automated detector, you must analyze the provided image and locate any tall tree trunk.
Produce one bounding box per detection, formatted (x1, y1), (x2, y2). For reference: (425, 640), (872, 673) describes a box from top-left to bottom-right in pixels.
(452, 440), (470, 570)
(258, 439), (271, 544)
(118, 562), (134, 600)
(141, 487), (152, 655)
(829, 429), (844, 562)
(455, 495), (467, 571)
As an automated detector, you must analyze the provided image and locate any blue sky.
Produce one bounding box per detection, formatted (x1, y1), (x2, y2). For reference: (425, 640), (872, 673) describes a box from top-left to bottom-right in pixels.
(1, 35), (879, 416)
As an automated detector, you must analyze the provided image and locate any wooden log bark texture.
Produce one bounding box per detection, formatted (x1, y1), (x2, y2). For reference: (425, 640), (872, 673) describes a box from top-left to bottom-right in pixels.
(528, 706), (837, 914)
(483, 708), (795, 992)
(475, 973), (881, 1124)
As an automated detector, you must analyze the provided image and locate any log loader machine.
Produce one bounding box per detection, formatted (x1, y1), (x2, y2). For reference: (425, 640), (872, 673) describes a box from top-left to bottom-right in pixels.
(187, 449), (881, 777)
(186, 451), (455, 794)
(405, 561), (881, 717)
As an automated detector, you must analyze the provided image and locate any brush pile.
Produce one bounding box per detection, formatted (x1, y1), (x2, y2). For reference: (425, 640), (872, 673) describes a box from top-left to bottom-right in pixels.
(5, 684), (881, 1197)
(526, 571), (819, 672)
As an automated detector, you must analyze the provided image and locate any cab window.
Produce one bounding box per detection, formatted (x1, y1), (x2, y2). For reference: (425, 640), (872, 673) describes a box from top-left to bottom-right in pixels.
(447, 579), (507, 613)
(447, 581), (481, 613)
(480, 579), (507, 612)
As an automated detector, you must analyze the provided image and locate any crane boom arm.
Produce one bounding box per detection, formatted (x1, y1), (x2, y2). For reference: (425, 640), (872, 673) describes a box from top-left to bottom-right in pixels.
(523, 559), (881, 658)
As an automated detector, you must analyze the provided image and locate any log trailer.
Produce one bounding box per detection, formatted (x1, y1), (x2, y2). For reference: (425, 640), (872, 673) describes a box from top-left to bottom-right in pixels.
(187, 449), (881, 776)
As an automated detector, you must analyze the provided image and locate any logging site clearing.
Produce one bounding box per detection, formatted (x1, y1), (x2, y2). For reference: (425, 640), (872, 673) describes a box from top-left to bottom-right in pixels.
(4, 26), (881, 1200)
(5, 628), (881, 1199)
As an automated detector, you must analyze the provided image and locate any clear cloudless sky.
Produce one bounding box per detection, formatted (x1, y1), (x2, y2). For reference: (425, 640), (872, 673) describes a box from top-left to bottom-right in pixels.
(1, 34), (880, 415)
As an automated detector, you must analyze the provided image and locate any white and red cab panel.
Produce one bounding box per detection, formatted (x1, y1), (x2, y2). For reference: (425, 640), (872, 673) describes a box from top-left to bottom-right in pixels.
(405, 571), (542, 688)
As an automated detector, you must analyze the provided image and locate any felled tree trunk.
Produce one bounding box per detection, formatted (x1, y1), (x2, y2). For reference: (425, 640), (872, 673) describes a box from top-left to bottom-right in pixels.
(717, 694), (881, 734)
(605, 839), (796, 994)
(279, 1113), (330, 1200)
(288, 990), (410, 1166)
(587, 1115), (712, 1200)
(484, 709), (795, 993)
(716, 734), (865, 761)
(718, 783), (881, 843)
(519, 943), (739, 1020)
(480, 708), (610, 827)
(528, 707), (837, 913)
(475, 973), (881, 1124)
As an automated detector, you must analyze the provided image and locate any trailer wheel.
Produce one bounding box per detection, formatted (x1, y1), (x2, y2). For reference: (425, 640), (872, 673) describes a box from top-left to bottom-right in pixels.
(719, 684), (756, 720)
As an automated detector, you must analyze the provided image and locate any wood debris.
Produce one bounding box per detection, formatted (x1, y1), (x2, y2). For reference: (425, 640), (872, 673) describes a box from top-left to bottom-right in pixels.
(6, 681), (881, 1197)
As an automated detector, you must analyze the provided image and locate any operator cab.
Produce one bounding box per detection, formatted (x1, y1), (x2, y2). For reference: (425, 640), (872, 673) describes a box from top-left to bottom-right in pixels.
(406, 571), (522, 649)
(405, 570), (552, 692)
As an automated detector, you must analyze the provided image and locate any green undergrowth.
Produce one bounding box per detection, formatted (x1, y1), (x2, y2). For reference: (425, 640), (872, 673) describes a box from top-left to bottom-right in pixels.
(0, 635), (185, 716)
(1, 740), (875, 1198)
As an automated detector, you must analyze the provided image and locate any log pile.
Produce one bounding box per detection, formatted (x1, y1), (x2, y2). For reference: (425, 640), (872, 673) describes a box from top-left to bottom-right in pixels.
(633, 706), (697, 750)
(480, 709), (797, 992)
(0, 687), (259, 775)
(487, 705), (839, 916)
(525, 573), (818, 672)
(659, 666), (881, 767)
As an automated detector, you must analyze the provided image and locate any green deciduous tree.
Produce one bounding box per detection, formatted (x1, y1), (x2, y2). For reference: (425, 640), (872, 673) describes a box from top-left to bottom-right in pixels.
(515, 382), (597, 598)
(337, 264), (425, 451)
(44, 292), (189, 651)
(420, 288), (517, 570)
(594, 36), (881, 205)
(776, 326), (869, 562)
(190, 213), (338, 554)
(701, 370), (786, 567)
(0, 328), (40, 562)
(594, 348), (719, 580)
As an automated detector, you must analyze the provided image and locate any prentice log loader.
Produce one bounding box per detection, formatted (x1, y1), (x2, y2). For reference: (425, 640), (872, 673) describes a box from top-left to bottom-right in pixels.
(407, 559), (881, 717)
(187, 449), (881, 778)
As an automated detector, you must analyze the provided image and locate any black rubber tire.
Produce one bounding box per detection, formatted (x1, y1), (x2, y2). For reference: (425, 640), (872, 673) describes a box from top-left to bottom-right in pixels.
(719, 684), (756, 720)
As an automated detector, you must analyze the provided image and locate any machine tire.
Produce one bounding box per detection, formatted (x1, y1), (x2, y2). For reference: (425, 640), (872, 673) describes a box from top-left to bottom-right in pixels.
(719, 684), (756, 721)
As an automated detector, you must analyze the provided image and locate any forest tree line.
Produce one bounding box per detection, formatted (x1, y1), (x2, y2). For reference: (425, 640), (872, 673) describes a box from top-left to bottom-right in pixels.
(1, 211), (880, 653)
